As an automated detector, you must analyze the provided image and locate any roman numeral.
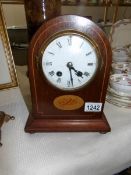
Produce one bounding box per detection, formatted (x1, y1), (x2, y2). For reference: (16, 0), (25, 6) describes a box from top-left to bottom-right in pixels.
(88, 63), (93, 66)
(80, 42), (84, 48)
(45, 62), (52, 66)
(78, 79), (81, 83)
(67, 36), (72, 46)
(49, 71), (55, 76)
(56, 42), (62, 48)
(48, 52), (55, 55)
(67, 80), (71, 87)
(84, 72), (90, 77)
(86, 51), (92, 56)
(57, 78), (61, 83)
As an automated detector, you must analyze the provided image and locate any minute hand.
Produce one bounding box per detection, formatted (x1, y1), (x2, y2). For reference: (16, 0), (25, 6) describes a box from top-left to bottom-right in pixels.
(69, 68), (73, 86)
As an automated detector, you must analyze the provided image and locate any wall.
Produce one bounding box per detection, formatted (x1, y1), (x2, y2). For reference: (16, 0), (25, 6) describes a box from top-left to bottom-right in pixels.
(2, 4), (131, 27)
(2, 4), (27, 27)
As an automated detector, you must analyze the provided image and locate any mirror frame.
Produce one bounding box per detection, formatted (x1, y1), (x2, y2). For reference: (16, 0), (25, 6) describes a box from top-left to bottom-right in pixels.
(1, 0), (23, 4)
(0, 3), (18, 90)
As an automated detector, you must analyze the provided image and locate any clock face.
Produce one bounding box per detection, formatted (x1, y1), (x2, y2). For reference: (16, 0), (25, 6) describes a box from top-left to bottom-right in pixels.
(40, 33), (99, 91)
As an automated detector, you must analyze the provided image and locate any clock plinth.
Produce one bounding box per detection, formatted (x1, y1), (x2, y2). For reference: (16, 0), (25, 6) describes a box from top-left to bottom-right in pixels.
(25, 15), (112, 133)
(25, 112), (110, 133)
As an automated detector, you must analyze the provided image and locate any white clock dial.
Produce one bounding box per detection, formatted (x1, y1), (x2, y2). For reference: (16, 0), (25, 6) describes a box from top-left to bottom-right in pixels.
(41, 33), (98, 90)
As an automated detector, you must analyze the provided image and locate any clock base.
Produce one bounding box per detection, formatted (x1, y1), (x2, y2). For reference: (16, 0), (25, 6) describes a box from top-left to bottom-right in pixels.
(25, 113), (111, 133)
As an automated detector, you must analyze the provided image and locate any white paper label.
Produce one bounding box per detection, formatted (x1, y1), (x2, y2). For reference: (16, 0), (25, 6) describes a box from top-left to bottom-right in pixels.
(84, 102), (102, 112)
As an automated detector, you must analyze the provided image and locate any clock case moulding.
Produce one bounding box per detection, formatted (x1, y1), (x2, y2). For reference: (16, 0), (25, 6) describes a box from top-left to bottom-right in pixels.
(25, 15), (112, 133)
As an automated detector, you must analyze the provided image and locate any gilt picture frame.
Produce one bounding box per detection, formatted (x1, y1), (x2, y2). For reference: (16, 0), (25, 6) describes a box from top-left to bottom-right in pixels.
(0, 3), (18, 90)
(1, 0), (23, 4)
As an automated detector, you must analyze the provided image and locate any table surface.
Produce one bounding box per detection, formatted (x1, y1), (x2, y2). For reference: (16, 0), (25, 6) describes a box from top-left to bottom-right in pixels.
(0, 87), (131, 175)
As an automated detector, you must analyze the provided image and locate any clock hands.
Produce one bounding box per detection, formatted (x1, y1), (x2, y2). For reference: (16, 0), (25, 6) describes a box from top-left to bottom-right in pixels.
(71, 67), (83, 78)
(67, 62), (83, 79)
(67, 62), (74, 86)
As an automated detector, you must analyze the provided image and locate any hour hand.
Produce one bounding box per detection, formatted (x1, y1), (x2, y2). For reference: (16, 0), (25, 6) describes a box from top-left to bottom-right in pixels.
(71, 67), (83, 78)
(75, 70), (83, 78)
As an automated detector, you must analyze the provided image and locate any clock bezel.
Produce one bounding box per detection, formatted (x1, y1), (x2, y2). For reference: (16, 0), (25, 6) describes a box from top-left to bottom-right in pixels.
(38, 30), (102, 91)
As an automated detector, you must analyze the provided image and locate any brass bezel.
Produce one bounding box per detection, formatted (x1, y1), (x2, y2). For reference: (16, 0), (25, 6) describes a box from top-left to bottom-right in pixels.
(38, 30), (102, 91)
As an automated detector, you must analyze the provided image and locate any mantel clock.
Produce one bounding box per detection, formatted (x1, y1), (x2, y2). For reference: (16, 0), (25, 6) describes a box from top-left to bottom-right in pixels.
(25, 15), (112, 133)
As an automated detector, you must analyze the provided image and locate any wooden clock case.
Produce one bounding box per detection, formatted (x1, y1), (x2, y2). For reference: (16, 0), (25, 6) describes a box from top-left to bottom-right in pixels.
(25, 15), (112, 133)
